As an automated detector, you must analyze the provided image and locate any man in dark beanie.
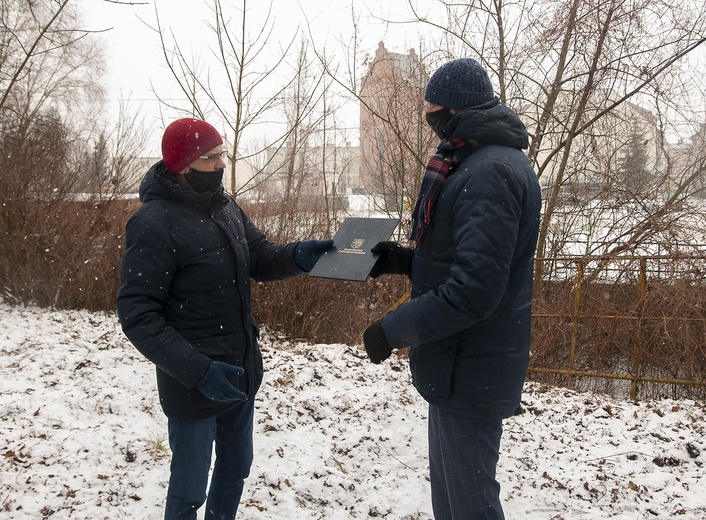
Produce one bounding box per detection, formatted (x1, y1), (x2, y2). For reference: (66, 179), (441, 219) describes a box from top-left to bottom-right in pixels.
(116, 118), (333, 520)
(364, 58), (541, 519)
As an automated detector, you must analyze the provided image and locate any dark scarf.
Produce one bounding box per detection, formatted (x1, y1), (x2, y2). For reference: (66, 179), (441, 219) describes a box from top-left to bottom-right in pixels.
(409, 137), (469, 244)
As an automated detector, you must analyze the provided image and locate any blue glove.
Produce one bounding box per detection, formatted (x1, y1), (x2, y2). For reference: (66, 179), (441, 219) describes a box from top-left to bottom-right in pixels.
(196, 361), (247, 403)
(294, 238), (335, 271)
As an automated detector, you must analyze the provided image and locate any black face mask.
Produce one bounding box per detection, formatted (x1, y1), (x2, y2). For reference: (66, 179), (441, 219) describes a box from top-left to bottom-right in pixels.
(425, 107), (456, 139)
(184, 167), (224, 194)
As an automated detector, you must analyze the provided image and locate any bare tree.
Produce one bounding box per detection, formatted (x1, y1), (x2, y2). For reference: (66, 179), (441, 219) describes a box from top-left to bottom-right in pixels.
(358, 43), (435, 225)
(0, 0), (105, 125)
(309, 9), (437, 239)
(407, 0), (706, 283)
(153, 0), (312, 197)
(0, 0), (151, 309)
(0, 0), (108, 206)
(79, 96), (153, 198)
(261, 39), (358, 241)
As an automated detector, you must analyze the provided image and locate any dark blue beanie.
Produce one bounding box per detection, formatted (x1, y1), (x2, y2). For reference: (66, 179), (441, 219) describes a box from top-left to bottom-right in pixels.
(424, 58), (495, 110)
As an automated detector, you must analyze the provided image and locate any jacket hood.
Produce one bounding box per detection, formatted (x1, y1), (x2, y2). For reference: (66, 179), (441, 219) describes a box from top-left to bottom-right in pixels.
(139, 160), (225, 209)
(444, 98), (529, 150)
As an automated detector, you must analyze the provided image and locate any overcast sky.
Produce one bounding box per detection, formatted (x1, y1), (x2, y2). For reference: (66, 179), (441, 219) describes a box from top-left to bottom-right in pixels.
(77, 0), (706, 155)
(78, 0), (428, 154)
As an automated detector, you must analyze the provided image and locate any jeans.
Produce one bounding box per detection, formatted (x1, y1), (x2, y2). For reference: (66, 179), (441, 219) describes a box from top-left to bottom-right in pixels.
(164, 399), (255, 520)
(428, 404), (505, 520)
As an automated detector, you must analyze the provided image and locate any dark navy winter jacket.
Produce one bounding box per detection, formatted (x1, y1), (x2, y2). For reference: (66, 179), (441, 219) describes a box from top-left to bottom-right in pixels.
(383, 100), (541, 418)
(116, 162), (303, 419)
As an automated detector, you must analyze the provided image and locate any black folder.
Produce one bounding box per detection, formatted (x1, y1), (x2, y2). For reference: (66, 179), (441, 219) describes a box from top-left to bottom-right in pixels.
(308, 217), (400, 281)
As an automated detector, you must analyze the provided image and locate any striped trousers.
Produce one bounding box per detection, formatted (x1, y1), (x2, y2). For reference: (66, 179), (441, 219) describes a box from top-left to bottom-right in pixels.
(428, 404), (505, 520)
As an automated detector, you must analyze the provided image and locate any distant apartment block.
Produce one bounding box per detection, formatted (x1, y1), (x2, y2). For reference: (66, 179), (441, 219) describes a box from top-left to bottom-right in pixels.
(359, 42), (431, 199)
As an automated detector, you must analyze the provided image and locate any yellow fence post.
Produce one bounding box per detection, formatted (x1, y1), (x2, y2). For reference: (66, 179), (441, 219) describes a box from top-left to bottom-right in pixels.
(568, 260), (584, 390)
(630, 258), (647, 401)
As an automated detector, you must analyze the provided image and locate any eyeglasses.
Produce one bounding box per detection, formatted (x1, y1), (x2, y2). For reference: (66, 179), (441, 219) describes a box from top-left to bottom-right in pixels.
(197, 151), (227, 162)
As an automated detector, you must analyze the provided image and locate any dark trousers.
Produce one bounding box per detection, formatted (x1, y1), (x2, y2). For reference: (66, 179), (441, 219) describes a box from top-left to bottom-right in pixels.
(428, 404), (505, 520)
(164, 399), (254, 520)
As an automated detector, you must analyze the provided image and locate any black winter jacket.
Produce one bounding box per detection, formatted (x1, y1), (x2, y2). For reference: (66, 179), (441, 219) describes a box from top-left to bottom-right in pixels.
(116, 162), (303, 419)
(383, 100), (541, 418)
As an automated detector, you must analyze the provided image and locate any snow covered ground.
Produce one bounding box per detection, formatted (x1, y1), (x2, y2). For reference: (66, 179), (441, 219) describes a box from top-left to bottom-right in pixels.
(1, 303), (705, 519)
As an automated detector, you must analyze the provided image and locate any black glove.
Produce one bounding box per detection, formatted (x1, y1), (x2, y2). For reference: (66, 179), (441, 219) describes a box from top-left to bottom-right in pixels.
(196, 361), (247, 403)
(363, 318), (394, 364)
(369, 241), (413, 278)
(294, 239), (335, 271)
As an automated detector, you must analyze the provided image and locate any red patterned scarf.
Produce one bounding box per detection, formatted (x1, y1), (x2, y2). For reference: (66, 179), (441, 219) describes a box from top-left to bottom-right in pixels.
(410, 137), (469, 244)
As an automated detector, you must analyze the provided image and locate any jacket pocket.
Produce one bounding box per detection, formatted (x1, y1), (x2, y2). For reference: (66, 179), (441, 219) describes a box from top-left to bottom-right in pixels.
(409, 339), (459, 399)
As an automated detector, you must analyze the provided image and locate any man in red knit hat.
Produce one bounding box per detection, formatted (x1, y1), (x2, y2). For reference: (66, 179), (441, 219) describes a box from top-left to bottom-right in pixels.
(116, 118), (333, 519)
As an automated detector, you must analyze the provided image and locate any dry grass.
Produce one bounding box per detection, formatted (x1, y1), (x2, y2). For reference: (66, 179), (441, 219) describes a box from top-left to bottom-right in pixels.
(1, 198), (703, 400)
(530, 259), (706, 400)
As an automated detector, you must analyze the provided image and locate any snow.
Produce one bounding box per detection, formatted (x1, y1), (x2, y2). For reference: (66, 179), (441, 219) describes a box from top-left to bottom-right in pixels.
(1, 303), (705, 519)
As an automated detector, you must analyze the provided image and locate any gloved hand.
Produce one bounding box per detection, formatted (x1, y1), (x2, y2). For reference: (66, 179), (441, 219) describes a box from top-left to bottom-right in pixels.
(363, 318), (394, 364)
(294, 238), (335, 271)
(196, 361), (247, 403)
(369, 241), (414, 278)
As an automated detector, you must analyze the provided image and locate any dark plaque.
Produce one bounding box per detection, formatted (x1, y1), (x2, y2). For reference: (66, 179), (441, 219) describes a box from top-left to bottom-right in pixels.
(308, 217), (400, 281)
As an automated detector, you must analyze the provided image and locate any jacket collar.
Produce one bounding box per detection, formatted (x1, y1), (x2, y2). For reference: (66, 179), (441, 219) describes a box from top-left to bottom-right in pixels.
(139, 160), (228, 212)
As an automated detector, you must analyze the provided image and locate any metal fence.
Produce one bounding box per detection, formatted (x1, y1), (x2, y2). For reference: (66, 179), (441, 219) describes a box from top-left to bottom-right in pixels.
(529, 255), (706, 400)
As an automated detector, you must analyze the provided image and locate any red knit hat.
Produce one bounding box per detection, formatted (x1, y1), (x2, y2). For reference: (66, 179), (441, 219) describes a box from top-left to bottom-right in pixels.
(161, 118), (223, 173)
